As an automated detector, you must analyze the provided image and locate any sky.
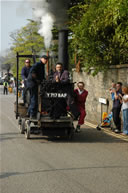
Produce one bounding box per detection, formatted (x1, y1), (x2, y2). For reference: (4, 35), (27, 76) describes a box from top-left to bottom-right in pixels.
(0, 0), (33, 55)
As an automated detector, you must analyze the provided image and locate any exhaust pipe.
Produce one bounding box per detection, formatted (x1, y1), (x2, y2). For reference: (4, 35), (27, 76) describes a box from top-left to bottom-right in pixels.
(58, 29), (68, 70)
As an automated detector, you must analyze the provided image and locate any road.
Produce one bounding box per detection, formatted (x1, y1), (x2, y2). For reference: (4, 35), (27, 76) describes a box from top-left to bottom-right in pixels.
(0, 86), (128, 193)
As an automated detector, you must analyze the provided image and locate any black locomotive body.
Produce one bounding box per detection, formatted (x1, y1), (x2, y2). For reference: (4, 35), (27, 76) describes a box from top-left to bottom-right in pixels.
(17, 81), (75, 139)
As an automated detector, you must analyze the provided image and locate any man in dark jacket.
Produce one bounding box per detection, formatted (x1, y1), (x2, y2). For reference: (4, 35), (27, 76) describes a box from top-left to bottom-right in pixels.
(21, 59), (32, 82)
(112, 82), (123, 133)
(49, 63), (70, 119)
(3, 81), (8, 95)
(53, 62), (70, 83)
(27, 55), (48, 118)
(21, 59), (32, 103)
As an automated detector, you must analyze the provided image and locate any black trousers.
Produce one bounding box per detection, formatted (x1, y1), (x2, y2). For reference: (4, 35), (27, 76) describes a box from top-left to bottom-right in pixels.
(3, 87), (8, 95)
(112, 107), (121, 131)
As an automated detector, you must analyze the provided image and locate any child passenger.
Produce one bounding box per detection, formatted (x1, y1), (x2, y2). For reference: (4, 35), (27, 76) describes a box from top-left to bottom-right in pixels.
(109, 82), (116, 101)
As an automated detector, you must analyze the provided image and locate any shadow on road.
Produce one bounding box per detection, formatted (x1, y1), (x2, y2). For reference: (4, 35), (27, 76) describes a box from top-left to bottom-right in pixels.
(0, 128), (127, 143)
(1, 164), (128, 179)
(31, 128), (127, 143)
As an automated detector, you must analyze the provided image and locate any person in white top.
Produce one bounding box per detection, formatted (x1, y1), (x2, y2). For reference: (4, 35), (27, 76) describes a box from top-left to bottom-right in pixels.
(121, 86), (128, 135)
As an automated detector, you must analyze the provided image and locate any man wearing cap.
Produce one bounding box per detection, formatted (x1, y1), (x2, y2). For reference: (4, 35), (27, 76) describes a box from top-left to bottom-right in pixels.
(27, 55), (48, 119)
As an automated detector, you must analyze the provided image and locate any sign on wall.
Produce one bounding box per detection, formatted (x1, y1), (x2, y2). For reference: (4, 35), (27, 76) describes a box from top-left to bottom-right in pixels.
(99, 98), (107, 104)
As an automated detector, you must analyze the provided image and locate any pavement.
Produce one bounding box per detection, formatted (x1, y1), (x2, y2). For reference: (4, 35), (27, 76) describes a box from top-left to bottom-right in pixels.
(85, 121), (128, 142)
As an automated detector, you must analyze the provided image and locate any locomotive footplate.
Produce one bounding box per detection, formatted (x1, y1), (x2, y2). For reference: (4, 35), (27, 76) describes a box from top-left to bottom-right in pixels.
(40, 116), (72, 123)
(24, 115), (74, 139)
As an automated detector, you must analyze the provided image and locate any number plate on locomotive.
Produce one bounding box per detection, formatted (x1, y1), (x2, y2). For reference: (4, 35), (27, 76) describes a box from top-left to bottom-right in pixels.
(46, 93), (67, 98)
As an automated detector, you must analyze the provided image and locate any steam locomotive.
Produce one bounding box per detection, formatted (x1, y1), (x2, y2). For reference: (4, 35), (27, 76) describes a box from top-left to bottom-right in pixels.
(14, 52), (76, 140)
(16, 81), (75, 140)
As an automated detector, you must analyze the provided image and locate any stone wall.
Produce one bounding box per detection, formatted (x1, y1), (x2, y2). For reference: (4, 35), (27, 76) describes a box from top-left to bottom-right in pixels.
(72, 64), (128, 125)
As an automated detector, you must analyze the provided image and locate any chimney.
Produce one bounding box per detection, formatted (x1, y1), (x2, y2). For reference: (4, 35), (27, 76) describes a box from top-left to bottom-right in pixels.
(58, 29), (68, 70)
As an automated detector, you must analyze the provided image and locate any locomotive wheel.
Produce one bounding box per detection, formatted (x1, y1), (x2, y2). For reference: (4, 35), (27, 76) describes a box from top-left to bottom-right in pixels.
(18, 117), (22, 133)
(20, 119), (25, 134)
(67, 126), (75, 140)
(25, 120), (31, 139)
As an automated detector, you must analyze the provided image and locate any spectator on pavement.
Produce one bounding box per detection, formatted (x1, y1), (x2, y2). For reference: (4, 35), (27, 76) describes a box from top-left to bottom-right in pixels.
(112, 82), (123, 133)
(109, 82), (116, 101)
(121, 86), (128, 135)
(3, 81), (8, 95)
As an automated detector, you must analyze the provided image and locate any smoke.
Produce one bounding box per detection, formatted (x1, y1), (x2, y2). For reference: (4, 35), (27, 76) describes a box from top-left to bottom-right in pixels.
(38, 14), (54, 49)
(26, 0), (71, 49)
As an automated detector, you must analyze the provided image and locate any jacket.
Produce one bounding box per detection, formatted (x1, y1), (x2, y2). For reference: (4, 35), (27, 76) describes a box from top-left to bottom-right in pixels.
(53, 70), (69, 83)
(74, 89), (88, 109)
(27, 60), (45, 88)
(21, 66), (32, 80)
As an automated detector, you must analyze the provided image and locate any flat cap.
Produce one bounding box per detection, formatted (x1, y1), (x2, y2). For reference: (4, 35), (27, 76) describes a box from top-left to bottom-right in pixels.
(41, 55), (49, 59)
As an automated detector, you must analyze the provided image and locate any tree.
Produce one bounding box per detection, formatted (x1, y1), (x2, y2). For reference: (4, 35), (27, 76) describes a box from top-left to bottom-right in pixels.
(10, 20), (44, 55)
(9, 20), (45, 78)
(68, 0), (128, 75)
(69, 0), (86, 7)
(68, 1), (89, 70)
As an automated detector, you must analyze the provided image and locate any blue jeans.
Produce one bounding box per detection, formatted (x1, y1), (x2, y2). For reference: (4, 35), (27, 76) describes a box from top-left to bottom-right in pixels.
(122, 109), (128, 134)
(28, 86), (38, 116)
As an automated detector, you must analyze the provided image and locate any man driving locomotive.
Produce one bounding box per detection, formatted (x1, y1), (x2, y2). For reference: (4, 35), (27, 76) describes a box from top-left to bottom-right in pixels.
(27, 55), (48, 119)
(53, 62), (70, 83)
(48, 62), (70, 119)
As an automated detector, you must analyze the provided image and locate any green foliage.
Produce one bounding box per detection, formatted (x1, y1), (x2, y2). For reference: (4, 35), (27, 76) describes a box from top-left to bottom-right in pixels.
(9, 21), (60, 77)
(68, 0), (128, 75)
(69, 0), (87, 7)
(10, 21), (44, 54)
(9, 20), (45, 77)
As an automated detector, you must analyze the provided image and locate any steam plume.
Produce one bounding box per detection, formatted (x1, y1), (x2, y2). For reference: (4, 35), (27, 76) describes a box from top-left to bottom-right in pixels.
(26, 0), (71, 48)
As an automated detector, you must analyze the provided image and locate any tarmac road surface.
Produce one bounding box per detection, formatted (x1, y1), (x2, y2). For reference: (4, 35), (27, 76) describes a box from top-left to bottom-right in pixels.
(0, 87), (128, 193)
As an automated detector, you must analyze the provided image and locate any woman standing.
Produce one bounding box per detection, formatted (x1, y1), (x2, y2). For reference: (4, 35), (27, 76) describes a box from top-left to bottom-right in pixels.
(121, 86), (128, 135)
(74, 82), (88, 132)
